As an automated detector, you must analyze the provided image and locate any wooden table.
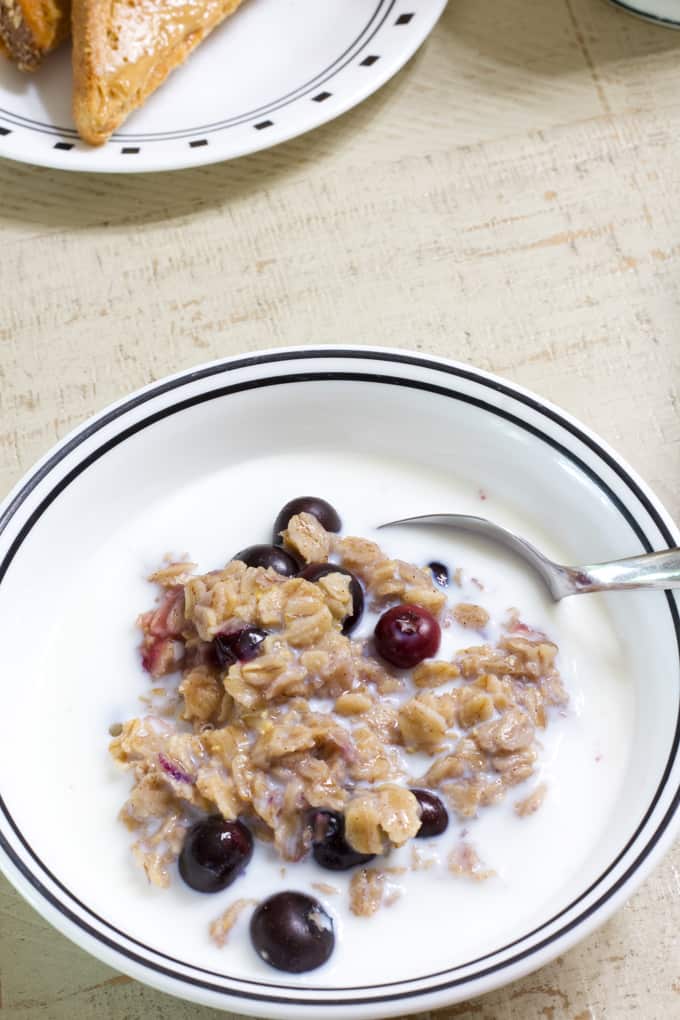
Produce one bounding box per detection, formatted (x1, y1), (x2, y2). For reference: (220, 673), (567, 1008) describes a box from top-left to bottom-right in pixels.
(1, 1), (679, 1017)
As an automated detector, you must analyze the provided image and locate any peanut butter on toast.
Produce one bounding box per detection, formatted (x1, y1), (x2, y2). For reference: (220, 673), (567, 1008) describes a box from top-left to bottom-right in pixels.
(0, 0), (70, 70)
(72, 0), (246, 145)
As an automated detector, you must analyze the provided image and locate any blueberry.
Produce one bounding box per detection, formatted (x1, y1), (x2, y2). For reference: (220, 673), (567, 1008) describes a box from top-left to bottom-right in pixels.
(233, 544), (299, 576)
(374, 603), (441, 669)
(273, 497), (342, 544)
(411, 789), (449, 838)
(179, 816), (253, 893)
(250, 891), (334, 972)
(298, 563), (364, 635)
(428, 561), (449, 588)
(307, 809), (375, 870)
(213, 627), (267, 669)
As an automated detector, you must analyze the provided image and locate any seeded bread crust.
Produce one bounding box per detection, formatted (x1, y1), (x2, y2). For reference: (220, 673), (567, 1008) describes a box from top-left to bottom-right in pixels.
(72, 0), (246, 145)
(0, 0), (69, 70)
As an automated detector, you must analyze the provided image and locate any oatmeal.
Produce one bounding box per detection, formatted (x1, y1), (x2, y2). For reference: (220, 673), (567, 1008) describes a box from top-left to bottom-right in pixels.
(349, 865), (406, 917)
(111, 496), (568, 973)
(209, 898), (258, 947)
(514, 782), (548, 818)
(448, 841), (495, 881)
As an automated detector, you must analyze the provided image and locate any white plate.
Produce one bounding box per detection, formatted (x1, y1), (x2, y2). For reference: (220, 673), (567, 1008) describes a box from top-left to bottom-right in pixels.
(1, 346), (679, 1019)
(608, 0), (680, 27)
(0, 0), (446, 173)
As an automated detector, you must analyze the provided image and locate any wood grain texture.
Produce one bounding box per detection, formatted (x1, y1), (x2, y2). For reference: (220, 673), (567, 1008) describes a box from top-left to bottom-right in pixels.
(1, 0), (679, 1017)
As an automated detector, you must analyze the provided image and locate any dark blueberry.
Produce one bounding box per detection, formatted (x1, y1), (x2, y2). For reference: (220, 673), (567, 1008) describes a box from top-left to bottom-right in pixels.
(231, 627), (267, 660)
(307, 809), (375, 870)
(233, 544), (299, 576)
(374, 603), (441, 669)
(213, 627), (267, 669)
(273, 497), (342, 544)
(299, 563), (364, 634)
(411, 789), (449, 838)
(428, 561), (449, 588)
(179, 816), (253, 893)
(250, 891), (334, 972)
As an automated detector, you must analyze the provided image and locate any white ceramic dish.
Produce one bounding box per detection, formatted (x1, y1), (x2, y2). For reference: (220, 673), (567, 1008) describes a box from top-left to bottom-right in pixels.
(0, 0), (446, 173)
(0, 346), (679, 1019)
(608, 0), (680, 27)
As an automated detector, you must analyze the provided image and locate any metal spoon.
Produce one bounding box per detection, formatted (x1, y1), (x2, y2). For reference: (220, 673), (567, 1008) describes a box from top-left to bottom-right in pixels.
(377, 514), (680, 601)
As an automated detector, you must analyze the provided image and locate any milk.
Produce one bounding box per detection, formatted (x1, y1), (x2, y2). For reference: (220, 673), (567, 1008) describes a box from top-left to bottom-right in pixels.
(20, 448), (635, 985)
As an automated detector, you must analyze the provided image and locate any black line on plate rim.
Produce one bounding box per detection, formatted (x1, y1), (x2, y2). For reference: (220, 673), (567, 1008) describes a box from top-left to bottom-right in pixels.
(607, 0), (680, 27)
(2, 349), (678, 549)
(0, 355), (678, 1006)
(0, 0), (393, 142)
(0, 373), (662, 582)
(116, 0), (397, 142)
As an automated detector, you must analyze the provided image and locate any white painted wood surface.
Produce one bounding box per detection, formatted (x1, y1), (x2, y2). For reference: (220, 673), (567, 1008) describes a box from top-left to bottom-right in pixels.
(1, 1), (679, 1017)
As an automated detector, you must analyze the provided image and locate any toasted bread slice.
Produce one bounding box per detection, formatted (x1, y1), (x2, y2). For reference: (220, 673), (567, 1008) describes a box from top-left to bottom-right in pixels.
(72, 0), (245, 145)
(0, 0), (70, 70)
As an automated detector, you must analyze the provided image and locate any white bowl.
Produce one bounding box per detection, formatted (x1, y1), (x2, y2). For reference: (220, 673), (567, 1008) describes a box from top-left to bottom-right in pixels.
(1, 346), (678, 1019)
(608, 0), (680, 28)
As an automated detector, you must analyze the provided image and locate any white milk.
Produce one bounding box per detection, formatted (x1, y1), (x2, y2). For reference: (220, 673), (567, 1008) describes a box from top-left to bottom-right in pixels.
(30, 449), (635, 985)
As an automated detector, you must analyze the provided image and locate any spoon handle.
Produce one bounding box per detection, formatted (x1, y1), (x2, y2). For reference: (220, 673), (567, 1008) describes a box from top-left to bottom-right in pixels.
(570, 549), (680, 594)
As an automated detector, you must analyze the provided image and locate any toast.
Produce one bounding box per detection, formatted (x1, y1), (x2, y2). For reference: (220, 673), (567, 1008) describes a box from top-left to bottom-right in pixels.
(72, 0), (245, 145)
(0, 0), (70, 70)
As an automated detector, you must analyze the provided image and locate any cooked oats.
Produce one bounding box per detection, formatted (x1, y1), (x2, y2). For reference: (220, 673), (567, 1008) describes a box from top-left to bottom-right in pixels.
(209, 898), (257, 948)
(514, 782), (548, 818)
(112, 512), (567, 919)
(448, 841), (495, 881)
(311, 882), (340, 895)
(349, 867), (386, 917)
(452, 603), (490, 630)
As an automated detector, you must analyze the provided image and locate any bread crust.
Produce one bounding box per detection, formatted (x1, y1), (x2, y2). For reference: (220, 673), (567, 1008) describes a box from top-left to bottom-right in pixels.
(0, 0), (70, 70)
(72, 0), (245, 144)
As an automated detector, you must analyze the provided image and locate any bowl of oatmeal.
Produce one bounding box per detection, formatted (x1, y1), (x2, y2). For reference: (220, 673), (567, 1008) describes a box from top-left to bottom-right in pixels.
(0, 347), (678, 1018)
